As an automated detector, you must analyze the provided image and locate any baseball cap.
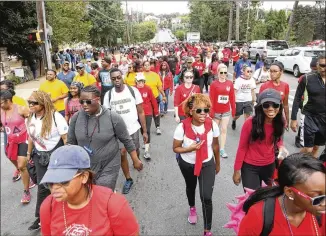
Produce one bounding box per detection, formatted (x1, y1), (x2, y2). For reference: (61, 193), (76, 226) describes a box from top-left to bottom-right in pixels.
(40, 145), (90, 184)
(135, 72), (146, 81)
(63, 61), (70, 65)
(258, 88), (282, 105)
(76, 62), (84, 68)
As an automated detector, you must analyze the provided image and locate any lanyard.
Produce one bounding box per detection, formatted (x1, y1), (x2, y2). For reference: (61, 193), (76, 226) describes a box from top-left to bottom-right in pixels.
(86, 118), (99, 147)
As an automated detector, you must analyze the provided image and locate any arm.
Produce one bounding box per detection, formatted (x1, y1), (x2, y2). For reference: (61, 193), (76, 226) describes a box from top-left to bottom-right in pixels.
(291, 76), (306, 121)
(40, 196), (52, 236)
(212, 134), (220, 174)
(283, 92), (290, 129)
(52, 93), (68, 103)
(251, 89), (256, 104)
(61, 133), (67, 145)
(234, 120), (251, 171)
(27, 137), (34, 160)
(67, 112), (78, 145)
(136, 104), (148, 142)
(18, 106), (30, 118)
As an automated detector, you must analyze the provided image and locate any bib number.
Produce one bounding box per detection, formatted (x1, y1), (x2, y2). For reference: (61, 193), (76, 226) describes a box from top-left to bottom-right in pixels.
(218, 95), (229, 104)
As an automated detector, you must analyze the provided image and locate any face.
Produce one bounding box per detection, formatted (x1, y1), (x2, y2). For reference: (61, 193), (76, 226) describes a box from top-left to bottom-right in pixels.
(262, 101), (280, 119)
(317, 58), (326, 76)
(46, 71), (56, 81)
(69, 85), (79, 97)
(286, 171), (326, 216)
(242, 52), (249, 61)
(187, 61), (193, 68)
(79, 92), (99, 114)
(0, 98), (11, 110)
(0, 84), (8, 90)
(162, 63), (167, 70)
(49, 172), (89, 202)
(63, 63), (69, 71)
(27, 95), (43, 114)
(136, 80), (145, 88)
(133, 55), (138, 60)
(190, 102), (210, 123)
(219, 67), (228, 79)
(111, 71), (123, 88)
(101, 60), (109, 68)
(76, 66), (85, 75)
(184, 71), (194, 83)
(195, 55), (201, 62)
(243, 67), (253, 79)
(270, 65), (282, 81)
(128, 65), (134, 72)
(143, 62), (151, 72)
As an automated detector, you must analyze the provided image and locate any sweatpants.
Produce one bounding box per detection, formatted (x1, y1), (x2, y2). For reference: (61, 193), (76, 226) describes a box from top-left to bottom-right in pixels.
(178, 157), (215, 230)
(140, 115), (152, 143)
(241, 162), (275, 190)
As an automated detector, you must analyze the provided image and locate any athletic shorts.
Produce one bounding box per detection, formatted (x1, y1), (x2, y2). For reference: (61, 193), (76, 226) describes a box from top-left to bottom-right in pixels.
(214, 111), (231, 120)
(6, 143), (28, 160)
(235, 101), (253, 116)
(119, 130), (140, 150)
(300, 114), (326, 147)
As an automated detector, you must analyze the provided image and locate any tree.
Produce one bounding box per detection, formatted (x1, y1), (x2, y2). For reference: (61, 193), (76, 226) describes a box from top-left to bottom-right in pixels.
(174, 30), (186, 41)
(285, 1), (299, 41)
(46, 1), (92, 47)
(132, 21), (156, 43)
(0, 2), (42, 60)
(227, 1), (234, 42)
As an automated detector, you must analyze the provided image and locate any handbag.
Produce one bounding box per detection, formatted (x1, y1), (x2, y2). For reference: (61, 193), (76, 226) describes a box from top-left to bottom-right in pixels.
(27, 159), (37, 184)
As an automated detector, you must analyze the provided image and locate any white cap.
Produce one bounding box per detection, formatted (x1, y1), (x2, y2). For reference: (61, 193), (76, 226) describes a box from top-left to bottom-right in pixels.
(135, 72), (146, 81)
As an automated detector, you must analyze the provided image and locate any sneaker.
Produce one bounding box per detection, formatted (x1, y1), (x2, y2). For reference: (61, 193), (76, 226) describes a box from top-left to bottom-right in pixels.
(188, 207), (197, 224)
(156, 127), (162, 135)
(21, 190), (31, 204)
(203, 231), (212, 236)
(220, 150), (228, 159)
(160, 112), (164, 117)
(122, 179), (134, 194)
(295, 136), (301, 148)
(231, 120), (236, 130)
(144, 151), (151, 161)
(12, 169), (21, 182)
(28, 218), (40, 231)
(142, 144), (145, 149)
(29, 178), (36, 189)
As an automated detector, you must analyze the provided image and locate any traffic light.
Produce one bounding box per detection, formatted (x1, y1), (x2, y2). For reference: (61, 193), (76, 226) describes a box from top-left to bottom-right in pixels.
(28, 30), (45, 43)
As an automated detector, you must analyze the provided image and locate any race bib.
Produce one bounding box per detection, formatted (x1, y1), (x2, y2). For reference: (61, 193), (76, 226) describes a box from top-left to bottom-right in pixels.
(218, 95), (229, 104)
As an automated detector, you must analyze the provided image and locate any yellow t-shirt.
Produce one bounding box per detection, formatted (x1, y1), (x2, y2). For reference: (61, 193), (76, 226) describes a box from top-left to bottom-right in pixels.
(39, 79), (69, 111)
(13, 96), (27, 107)
(73, 72), (96, 87)
(144, 71), (162, 98)
(124, 72), (136, 87)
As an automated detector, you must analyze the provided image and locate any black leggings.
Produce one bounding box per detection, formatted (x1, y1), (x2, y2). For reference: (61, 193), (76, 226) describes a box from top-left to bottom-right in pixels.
(140, 115), (152, 143)
(203, 73), (209, 92)
(153, 97), (160, 128)
(178, 157), (215, 230)
(241, 162), (275, 190)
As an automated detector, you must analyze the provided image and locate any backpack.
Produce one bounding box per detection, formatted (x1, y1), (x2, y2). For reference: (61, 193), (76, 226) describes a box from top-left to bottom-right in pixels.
(107, 85), (135, 104)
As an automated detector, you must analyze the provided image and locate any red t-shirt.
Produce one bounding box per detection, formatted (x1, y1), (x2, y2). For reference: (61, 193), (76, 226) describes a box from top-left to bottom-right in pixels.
(234, 117), (283, 171)
(209, 62), (219, 75)
(174, 84), (201, 117)
(192, 61), (206, 76)
(259, 81), (289, 103)
(135, 85), (159, 116)
(159, 71), (173, 91)
(209, 80), (235, 117)
(222, 48), (232, 62)
(40, 185), (139, 236)
(232, 50), (240, 62)
(239, 198), (325, 236)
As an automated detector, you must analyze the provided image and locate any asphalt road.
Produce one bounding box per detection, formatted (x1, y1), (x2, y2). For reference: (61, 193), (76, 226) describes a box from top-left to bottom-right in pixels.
(1, 66), (323, 236)
(151, 29), (176, 43)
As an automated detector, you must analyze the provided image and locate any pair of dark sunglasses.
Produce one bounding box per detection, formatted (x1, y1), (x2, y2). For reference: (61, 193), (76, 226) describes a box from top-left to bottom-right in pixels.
(219, 72), (228, 74)
(79, 99), (96, 105)
(44, 173), (82, 190)
(262, 102), (280, 109)
(319, 64), (326, 68)
(195, 108), (210, 114)
(27, 100), (39, 106)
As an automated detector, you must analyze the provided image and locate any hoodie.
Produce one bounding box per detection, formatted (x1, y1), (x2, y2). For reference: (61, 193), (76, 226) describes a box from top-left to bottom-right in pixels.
(158, 61), (174, 91)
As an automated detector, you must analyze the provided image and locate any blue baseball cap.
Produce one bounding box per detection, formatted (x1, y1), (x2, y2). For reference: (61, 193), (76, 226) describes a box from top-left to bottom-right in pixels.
(258, 88), (282, 105)
(40, 145), (90, 184)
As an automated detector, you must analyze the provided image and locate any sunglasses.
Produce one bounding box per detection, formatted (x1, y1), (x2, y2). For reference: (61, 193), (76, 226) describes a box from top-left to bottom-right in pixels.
(27, 100), (39, 106)
(219, 71), (228, 74)
(187, 62), (192, 64)
(290, 187), (326, 206)
(79, 99), (97, 105)
(44, 173), (82, 190)
(76, 67), (84, 70)
(318, 64), (326, 68)
(195, 108), (210, 114)
(262, 102), (280, 109)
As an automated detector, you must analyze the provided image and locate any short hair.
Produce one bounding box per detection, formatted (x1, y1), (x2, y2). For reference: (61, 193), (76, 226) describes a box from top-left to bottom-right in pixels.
(81, 86), (101, 98)
(0, 79), (15, 90)
(317, 52), (326, 61)
(46, 69), (57, 75)
(218, 63), (227, 71)
(109, 68), (123, 76)
(271, 61), (284, 71)
(182, 93), (212, 117)
(91, 63), (99, 70)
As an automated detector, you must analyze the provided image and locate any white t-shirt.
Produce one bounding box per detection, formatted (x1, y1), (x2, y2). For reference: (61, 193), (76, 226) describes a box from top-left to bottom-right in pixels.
(26, 112), (68, 152)
(173, 120), (220, 164)
(234, 77), (256, 102)
(103, 86), (143, 135)
(253, 68), (271, 93)
(118, 64), (129, 77)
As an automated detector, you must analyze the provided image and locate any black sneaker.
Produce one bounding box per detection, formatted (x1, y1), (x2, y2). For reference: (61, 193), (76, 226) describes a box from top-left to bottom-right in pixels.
(28, 218), (40, 231)
(295, 136), (301, 148)
(232, 120), (236, 130)
(122, 179), (134, 194)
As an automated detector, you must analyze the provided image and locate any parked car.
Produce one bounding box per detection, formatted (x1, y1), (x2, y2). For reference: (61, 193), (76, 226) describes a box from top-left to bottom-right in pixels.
(249, 40), (289, 62)
(274, 47), (325, 77)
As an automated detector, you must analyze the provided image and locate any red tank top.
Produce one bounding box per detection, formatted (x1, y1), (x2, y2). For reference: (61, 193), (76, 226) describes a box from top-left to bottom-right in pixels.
(1, 104), (27, 138)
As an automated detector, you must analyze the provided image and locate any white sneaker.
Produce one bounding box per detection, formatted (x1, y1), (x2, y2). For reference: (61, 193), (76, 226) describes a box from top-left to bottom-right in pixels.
(156, 127), (162, 135)
(144, 151), (151, 160)
(142, 144), (145, 149)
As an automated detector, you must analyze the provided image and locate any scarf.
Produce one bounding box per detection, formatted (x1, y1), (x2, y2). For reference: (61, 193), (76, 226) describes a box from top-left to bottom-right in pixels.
(5, 131), (28, 160)
(182, 117), (212, 176)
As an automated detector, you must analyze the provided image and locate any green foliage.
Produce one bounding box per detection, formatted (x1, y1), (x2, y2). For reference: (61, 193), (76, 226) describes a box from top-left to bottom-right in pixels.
(174, 30), (186, 40)
(132, 21), (157, 43)
(0, 2), (42, 60)
(46, 1), (92, 47)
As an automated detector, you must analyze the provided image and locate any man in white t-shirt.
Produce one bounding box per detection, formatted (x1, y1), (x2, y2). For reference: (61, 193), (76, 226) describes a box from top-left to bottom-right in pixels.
(103, 68), (148, 194)
(253, 61), (271, 96)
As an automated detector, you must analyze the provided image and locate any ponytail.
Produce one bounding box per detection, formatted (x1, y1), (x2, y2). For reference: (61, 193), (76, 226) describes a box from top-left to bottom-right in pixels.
(243, 186), (283, 213)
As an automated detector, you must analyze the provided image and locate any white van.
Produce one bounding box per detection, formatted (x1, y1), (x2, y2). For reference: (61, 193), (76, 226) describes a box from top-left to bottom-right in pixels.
(249, 40), (289, 62)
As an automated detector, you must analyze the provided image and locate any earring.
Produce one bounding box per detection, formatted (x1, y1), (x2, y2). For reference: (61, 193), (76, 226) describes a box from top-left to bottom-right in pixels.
(288, 196), (294, 200)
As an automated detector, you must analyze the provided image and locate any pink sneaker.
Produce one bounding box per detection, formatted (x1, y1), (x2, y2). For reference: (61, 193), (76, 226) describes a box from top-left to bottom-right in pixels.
(12, 169), (21, 182)
(29, 178), (36, 189)
(203, 231), (212, 236)
(21, 190), (31, 204)
(188, 207), (197, 224)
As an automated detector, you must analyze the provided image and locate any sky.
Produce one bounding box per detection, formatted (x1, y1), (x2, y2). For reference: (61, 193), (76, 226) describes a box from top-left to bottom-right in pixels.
(126, 1), (316, 15)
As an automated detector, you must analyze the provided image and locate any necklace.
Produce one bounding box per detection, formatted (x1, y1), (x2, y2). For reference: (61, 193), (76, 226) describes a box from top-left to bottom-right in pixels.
(281, 194), (319, 236)
(62, 194), (93, 235)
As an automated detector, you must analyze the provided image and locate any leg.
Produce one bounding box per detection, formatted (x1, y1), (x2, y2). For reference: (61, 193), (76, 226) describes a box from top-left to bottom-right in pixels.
(144, 116), (152, 155)
(259, 162), (276, 186)
(178, 157), (197, 207)
(204, 74), (209, 92)
(241, 162), (261, 190)
(154, 97), (161, 128)
(95, 164), (120, 190)
(164, 89), (169, 112)
(17, 156), (29, 191)
(219, 115), (230, 151)
(159, 94), (164, 114)
(198, 159), (215, 231)
(199, 76), (204, 93)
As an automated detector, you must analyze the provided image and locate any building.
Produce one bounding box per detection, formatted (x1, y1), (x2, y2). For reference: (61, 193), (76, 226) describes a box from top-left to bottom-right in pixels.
(144, 15), (160, 25)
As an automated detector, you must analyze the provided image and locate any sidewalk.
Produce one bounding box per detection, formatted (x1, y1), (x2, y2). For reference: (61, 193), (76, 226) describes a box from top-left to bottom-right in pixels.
(15, 76), (45, 99)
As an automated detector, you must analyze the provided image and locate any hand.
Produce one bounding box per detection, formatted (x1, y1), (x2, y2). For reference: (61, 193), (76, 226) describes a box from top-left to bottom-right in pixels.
(142, 132), (149, 144)
(133, 159), (143, 171)
(233, 170), (241, 186)
(187, 141), (205, 152)
(175, 116), (180, 123)
(290, 120), (297, 132)
(162, 96), (167, 103)
(27, 154), (31, 161)
(215, 163), (220, 175)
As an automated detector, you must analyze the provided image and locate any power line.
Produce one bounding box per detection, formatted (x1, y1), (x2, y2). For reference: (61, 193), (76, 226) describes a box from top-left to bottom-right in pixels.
(87, 4), (126, 23)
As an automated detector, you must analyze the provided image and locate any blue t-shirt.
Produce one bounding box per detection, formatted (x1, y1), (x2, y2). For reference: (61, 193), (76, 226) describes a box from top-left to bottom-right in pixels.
(57, 71), (76, 88)
(99, 69), (112, 88)
(255, 61), (264, 71)
(234, 59), (252, 78)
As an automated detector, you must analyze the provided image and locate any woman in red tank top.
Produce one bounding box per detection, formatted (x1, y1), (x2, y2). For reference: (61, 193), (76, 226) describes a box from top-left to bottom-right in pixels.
(0, 89), (31, 204)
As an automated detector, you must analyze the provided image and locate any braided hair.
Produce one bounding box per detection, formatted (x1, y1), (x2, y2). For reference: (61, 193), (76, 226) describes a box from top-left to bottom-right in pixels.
(27, 91), (55, 138)
(81, 85), (101, 98)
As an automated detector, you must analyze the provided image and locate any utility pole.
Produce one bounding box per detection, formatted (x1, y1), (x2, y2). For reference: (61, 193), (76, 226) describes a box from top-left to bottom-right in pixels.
(235, 1), (240, 41)
(227, 1), (234, 43)
(36, 0), (52, 72)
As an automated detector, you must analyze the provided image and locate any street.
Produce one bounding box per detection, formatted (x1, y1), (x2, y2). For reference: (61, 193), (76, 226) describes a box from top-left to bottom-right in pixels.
(0, 67), (323, 236)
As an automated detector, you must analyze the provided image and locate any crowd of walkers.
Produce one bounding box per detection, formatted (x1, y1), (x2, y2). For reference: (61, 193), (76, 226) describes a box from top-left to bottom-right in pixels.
(0, 41), (325, 236)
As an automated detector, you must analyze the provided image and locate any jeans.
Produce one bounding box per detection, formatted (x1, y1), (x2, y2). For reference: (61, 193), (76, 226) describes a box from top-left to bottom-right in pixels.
(159, 89), (169, 113)
(241, 162), (275, 190)
(178, 157), (215, 230)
